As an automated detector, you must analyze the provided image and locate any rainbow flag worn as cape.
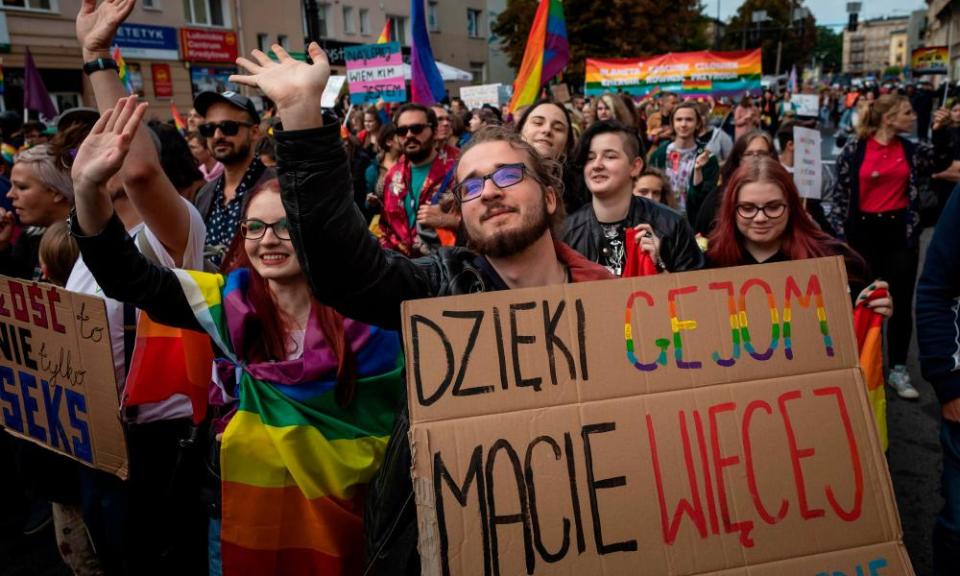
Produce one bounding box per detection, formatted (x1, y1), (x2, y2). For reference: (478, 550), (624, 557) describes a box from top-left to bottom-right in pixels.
(508, 0), (569, 112)
(112, 46), (134, 95)
(853, 288), (888, 451)
(171, 268), (404, 575)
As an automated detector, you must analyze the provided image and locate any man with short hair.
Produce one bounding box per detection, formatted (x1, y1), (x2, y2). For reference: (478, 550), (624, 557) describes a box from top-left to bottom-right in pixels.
(564, 120), (703, 276)
(380, 103), (459, 255)
(192, 91), (273, 268)
(230, 43), (614, 575)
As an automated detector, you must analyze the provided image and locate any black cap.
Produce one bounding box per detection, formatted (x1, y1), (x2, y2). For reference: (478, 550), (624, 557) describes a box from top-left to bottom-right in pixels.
(56, 107), (101, 132)
(193, 90), (260, 124)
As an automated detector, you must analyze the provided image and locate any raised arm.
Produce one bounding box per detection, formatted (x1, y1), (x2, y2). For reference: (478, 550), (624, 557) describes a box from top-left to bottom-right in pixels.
(70, 97), (202, 332)
(230, 44), (437, 330)
(76, 0), (190, 262)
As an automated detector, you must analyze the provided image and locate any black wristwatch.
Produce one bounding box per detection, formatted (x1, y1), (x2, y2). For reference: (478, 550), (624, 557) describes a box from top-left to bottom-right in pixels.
(82, 57), (120, 76)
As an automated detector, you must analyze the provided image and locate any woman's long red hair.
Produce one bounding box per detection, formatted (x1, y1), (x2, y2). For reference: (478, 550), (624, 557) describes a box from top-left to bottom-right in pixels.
(223, 179), (357, 405)
(706, 157), (866, 283)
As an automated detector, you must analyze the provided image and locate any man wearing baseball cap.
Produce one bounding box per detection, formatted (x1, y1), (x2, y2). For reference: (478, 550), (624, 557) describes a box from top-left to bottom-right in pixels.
(192, 90), (273, 269)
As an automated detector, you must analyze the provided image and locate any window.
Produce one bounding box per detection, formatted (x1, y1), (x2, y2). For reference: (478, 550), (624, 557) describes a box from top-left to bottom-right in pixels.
(387, 15), (407, 45)
(343, 6), (355, 35)
(1, 0), (55, 11)
(467, 8), (482, 38)
(470, 61), (485, 83)
(257, 33), (270, 52)
(183, 0), (227, 27)
(317, 4), (329, 38)
(359, 8), (370, 36)
(278, 34), (289, 50)
(142, 0), (159, 10)
(428, 1), (439, 32)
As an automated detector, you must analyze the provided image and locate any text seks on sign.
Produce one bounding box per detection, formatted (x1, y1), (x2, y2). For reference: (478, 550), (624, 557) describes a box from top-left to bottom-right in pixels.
(0, 276), (127, 478)
(402, 257), (911, 576)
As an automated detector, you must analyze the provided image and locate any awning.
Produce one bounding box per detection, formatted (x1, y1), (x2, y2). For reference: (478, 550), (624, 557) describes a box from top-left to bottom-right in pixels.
(402, 61), (473, 82)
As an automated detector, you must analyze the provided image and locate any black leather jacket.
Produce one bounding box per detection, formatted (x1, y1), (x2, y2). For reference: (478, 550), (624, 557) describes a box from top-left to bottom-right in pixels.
(275, 121), (611, 576)
(562, 196), (705, 273)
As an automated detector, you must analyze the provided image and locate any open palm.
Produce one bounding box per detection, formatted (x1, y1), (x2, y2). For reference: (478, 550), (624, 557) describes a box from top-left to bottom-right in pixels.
(76, 0), (135, 53)
(72, 96), (147, 187)
(231, 43), (330, 111)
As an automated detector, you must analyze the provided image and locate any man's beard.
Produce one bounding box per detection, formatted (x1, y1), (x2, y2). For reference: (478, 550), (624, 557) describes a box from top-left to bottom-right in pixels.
(463, 197), (551, 259)
(405, 140), (432, 164)
(212, 140), (251, 165)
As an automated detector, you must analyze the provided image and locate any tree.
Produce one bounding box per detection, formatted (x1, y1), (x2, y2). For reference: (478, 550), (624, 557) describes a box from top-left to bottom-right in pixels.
(813, 26), (843, 74)
(492, 0), (709, 89)
(721, 0), (817, 77)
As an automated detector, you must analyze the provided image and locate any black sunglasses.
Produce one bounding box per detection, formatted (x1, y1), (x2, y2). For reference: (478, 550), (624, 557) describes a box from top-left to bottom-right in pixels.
(199, 120), (254, 137)
(455, 163), (535, 203)
(396, 123), (430, 137)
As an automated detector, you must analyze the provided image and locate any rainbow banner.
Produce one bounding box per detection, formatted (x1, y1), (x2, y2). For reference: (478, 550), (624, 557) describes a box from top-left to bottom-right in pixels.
(585, 49), (762, 98)
(912, 46), (948, 76)
(170, 268), (404, 574)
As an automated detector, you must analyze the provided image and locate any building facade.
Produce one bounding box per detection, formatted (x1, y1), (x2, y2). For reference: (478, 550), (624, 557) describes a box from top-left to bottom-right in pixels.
(925, 0), (960, 79)
(842, 16), (910, 76)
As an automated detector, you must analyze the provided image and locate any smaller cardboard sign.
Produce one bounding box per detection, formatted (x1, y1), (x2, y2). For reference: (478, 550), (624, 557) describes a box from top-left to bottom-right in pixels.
(460, 83), (504, 110)
(151, 63), (173, 99)
(180, 28), (238, 64)
(549, 82), (571, 103)
(0, 276), (127, 478)
(322, 75), (347, 108)
(792, 94), (819, 117)
(189, 66), (237, 97)
(794, 126), (823, 199)
(912, 46), (948, 76)
(344, 42), (406, 105)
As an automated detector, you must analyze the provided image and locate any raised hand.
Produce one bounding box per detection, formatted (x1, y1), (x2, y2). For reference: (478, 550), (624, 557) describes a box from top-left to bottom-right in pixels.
(72, 95), (147, 190)
(230, 42), (329, 130)
(76, 0), (135, 56)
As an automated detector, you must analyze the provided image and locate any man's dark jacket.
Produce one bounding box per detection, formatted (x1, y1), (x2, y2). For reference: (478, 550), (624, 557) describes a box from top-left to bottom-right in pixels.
(275, 119), (611, 576)
(563, 195), (704, 273)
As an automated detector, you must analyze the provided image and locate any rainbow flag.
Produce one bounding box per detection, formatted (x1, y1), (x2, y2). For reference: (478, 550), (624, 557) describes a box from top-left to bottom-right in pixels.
(854, 288), (888, 451)
(0, 63), (5, 95)
(376, 19), (391, 44)
(171, 268), (404, 575)
(112, 46), (134, 95)
(508, 0), (569, 112)
(170, 102), (187, 134)
(682, 79), (713, 92)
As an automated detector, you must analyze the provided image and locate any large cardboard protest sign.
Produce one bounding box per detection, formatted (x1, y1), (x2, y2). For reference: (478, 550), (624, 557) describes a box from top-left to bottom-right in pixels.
(0, 276), (127, 478)
(585, 49), (762, 98)
(794, 126), (823, 200)
(402, 258), (911, 576)
(345, 42), (406, 105)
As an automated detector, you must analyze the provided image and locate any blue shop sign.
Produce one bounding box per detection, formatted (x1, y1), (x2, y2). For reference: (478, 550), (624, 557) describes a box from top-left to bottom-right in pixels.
(114, 23), (179, 61)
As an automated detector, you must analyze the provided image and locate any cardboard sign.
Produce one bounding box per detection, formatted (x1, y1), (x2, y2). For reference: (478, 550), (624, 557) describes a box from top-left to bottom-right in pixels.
(180, 28), (238, 64)
(585, 49), (762, 98)
(402, 258), (912, 576)
(549, 83), (571, 103)
(792, 94), (820, 118)
(460, 83), (505, 111)
(322, 75), (346, 109)
(151, 63), (173, 99)
(0, 276), (127, 478)
(912, 46), (948, 76)
(794, 127), (823, 200)
(344, 42), (406, 105)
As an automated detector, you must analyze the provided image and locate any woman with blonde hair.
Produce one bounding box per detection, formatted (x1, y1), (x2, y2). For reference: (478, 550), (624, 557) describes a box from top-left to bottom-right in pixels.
(828, 93), (952, 400)
(591, 92), (634, 126)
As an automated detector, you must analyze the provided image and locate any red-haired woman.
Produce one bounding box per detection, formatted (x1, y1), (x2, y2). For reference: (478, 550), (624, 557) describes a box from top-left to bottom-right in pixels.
(707, 156), (891, 318)
(69, 99), (403, 576)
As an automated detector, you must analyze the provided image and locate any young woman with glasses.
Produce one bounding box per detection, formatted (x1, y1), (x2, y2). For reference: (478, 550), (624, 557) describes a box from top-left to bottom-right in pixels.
(706, 156), (890, 318)
(69, 101), (403, 575)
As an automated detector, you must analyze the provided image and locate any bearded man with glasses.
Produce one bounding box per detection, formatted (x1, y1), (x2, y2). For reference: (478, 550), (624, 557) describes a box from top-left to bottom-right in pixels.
(379, 103), (460, 256)
(192, 90), (275, 269)
(230, 42), (614, 575)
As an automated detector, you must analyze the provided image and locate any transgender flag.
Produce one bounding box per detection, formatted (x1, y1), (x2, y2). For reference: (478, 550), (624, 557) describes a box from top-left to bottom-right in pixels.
(410, 0), (445, 105)
(508, 0), (569, 112)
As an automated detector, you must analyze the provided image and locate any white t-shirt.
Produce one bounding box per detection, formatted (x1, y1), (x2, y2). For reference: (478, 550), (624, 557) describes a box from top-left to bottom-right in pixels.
(67, 198), (207, 424)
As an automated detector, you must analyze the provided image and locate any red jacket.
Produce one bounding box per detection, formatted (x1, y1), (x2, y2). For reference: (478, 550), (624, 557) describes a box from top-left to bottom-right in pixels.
(380, 145), (459, 255)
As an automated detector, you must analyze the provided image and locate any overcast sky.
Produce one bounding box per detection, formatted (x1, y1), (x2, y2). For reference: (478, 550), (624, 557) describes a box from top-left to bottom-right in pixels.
(701, 0), (926, 28)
